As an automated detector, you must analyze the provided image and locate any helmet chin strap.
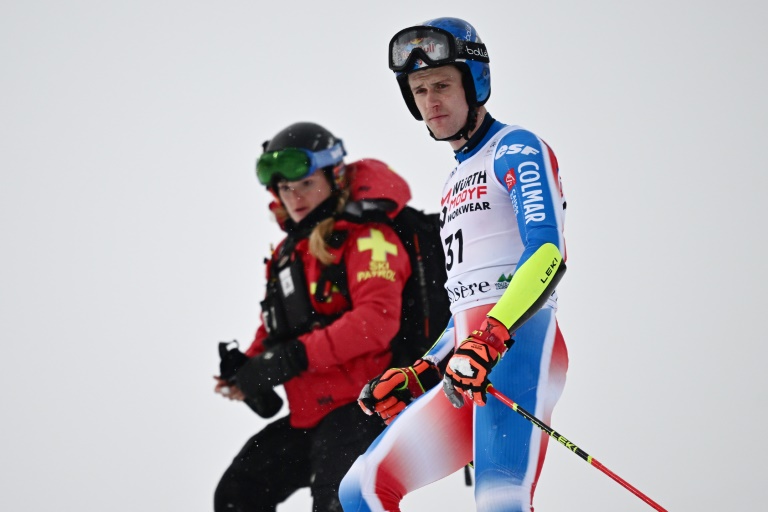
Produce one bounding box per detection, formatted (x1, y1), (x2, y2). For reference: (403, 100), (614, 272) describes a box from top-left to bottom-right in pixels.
(427, 105), (479, 142)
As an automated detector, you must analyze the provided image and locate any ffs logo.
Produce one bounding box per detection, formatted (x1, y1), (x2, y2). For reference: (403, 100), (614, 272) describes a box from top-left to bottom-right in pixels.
(504, 168), (516, 191)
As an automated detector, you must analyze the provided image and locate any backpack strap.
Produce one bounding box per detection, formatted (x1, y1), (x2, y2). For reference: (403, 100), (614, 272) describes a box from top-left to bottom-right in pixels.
(339, 199), (396, 224)
(313, 230), (351, 304)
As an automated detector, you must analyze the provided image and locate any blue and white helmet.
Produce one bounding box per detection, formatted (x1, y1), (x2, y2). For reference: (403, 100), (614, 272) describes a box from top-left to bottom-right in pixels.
(388, 17), (491, 121)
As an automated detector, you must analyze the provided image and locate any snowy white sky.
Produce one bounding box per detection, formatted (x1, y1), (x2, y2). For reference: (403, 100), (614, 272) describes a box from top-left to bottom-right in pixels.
(2, 1), (766, 511)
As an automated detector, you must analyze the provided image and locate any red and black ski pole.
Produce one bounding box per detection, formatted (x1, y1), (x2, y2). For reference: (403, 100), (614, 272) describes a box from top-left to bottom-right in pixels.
(487, 386), (668, 511)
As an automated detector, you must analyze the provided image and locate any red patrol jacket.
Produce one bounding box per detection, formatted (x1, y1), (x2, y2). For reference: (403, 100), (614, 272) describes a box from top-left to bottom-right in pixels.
(247, 219), (411, 428)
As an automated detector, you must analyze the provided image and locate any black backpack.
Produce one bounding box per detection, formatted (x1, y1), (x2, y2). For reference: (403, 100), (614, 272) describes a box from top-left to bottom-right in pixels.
(385, 206), (451, 367)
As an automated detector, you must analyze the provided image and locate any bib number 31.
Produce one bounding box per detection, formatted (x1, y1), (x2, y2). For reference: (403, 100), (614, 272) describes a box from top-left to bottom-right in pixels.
(444, 229), (464, 271)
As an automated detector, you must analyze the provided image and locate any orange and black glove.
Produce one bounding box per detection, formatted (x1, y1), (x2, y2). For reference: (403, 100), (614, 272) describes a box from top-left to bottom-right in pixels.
(443, 317), (513, 407)
(358, 358), (442, 424)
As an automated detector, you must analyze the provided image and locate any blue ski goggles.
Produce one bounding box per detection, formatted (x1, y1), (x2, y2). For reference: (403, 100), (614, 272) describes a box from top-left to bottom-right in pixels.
(388, 25), (489, 73)
(256, 141), (346, 185)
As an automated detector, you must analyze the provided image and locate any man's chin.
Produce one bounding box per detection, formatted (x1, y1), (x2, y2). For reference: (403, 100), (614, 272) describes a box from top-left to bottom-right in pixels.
(427, 123), (454, 140)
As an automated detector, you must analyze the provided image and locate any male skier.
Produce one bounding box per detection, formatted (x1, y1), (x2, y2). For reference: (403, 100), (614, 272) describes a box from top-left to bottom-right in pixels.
(340, 17), (569, 512)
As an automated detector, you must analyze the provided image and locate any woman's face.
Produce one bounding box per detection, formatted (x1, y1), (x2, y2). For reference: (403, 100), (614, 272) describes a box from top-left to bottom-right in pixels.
(276, 172), (333, 223)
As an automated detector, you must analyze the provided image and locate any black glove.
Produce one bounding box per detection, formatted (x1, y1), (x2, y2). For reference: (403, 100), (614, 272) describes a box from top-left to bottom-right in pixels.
(243, 388), (284, 419)
(218, 340), (284, 419)
(218, 341), (248, 382)
(235, 339), (308, 399)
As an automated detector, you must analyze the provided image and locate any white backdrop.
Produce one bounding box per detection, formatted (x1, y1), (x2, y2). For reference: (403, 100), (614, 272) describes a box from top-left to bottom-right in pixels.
(2, 1), (766, 511)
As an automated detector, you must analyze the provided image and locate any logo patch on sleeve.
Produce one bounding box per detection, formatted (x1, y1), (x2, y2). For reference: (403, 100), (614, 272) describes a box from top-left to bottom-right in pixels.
(504, 168), (517, 191)
(356, 229), (398, 283)
(356, 229), (398, 261)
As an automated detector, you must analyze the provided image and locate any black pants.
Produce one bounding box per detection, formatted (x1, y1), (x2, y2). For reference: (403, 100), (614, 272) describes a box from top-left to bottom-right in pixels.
(214, 402), (384, 512)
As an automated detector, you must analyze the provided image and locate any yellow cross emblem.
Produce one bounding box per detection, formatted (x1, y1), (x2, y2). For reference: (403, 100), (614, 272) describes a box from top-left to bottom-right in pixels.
(357, 228), (398, 262)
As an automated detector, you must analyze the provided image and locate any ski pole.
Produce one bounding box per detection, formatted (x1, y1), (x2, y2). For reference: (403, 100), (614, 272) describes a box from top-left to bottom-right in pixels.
(487, 386), (667, 511)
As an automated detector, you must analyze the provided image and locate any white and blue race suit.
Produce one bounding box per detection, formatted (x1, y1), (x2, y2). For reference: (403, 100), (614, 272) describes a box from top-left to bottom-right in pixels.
(340, 116), (569, 512)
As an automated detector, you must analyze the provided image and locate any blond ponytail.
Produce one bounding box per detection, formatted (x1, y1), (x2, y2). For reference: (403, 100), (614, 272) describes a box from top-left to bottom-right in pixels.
(308, 189), (349, 265)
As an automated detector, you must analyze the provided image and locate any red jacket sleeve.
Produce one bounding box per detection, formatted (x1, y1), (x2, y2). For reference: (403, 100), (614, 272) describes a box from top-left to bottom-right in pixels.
(300, 223), (411, 369)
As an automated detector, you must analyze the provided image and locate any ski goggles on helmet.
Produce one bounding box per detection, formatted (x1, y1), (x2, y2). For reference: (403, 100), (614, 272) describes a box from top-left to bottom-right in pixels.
(388, 25), (489, 73)
(256, 141), (346, 186)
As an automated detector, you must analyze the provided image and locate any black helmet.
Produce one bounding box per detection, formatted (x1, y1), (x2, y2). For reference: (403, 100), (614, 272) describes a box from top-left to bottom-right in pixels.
(263, 122), (341, 154)
(257, 122), (347, 189)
